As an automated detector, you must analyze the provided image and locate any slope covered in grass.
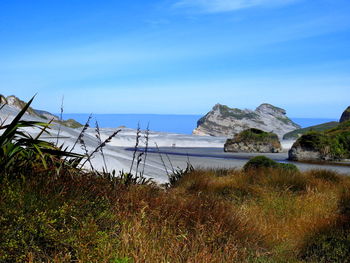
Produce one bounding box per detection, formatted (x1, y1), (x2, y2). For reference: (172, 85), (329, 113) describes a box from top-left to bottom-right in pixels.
(283, 121), (339, 140)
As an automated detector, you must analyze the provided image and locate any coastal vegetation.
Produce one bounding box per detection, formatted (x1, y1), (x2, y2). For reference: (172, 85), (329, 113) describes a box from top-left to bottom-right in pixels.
(224, 128), (282, 153)
(283, 121), (339, 140)
(231, 128), (279, 143)
(243, 156), (299, 172)
(1, 99), (350, 262)
(218, 104), (259, 120)
(289, 120), (350, 161)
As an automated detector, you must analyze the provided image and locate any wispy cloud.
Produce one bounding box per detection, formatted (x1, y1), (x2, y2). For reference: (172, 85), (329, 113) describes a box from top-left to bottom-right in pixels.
(173, 0), (299, 13)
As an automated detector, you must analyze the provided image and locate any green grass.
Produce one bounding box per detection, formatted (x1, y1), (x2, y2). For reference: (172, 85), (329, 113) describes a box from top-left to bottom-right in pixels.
(283, 121), (339, 140)
(233, 128), (279, 142)
(56, 118), (83, 128)
(276, 116), (294, 126)
(218, 104), (259, 120)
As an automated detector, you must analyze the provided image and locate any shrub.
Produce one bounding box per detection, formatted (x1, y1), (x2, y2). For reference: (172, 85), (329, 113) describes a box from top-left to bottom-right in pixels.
(244, 157), (300, 173)
(278, 163), (299, 172)
(243, 156), (279, 171)
(235, 128), (279, 142)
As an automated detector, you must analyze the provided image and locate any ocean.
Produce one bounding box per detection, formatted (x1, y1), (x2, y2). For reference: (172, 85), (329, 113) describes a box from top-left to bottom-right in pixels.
(61, 114), (338, 135)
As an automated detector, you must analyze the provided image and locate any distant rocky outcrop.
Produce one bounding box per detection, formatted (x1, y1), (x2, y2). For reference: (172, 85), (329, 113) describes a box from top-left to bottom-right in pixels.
(289, 121), (350, 162)
(0, 94), (82, 128)
(35, 109), (59, 120)
(224, 128), (282, 153)
(193, 103), (300, 139)
(283, 121), (339, 140)
(1, 95), (43, 117)
(340, 106), (350, 123)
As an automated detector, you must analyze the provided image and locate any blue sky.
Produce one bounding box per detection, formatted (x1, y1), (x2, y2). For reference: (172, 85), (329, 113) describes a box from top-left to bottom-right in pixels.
(0, 0), (350, 118)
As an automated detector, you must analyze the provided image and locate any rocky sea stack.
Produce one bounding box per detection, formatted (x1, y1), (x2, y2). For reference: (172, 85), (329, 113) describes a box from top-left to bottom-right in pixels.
(340, 106), (350, 123)
(224, 128), (282, 153)
(194, 103), (300, 139)
(289, 121), (350, 162)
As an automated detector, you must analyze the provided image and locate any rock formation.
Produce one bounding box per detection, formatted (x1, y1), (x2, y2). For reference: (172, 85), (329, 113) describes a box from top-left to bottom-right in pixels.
(0, 94), (82, 128)
(224, 128), (282, 153)
(1, 95), (43, 117)
(193, 103), (300, 139)
(340, 106), (350, 123)
(289, 121), (350, 162)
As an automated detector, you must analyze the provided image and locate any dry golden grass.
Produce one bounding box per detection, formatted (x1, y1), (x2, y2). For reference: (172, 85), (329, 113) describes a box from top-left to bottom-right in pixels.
(2, 167), (350, 262)
(173, 168), (350, 262)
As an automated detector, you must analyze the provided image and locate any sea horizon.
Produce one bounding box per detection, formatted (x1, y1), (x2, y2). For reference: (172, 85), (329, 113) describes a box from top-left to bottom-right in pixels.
(61, 113), (338, 135)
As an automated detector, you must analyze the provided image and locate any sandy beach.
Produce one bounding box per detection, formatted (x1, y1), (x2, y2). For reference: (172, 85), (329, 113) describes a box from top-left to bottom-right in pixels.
(2, 105), (349, 183)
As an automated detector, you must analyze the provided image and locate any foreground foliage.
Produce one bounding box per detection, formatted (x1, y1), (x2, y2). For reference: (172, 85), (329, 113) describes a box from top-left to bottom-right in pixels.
(2, 163), (350, 262)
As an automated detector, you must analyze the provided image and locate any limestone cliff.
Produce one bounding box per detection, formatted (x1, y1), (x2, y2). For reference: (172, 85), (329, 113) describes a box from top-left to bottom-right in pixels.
(193, 103), (300, 139)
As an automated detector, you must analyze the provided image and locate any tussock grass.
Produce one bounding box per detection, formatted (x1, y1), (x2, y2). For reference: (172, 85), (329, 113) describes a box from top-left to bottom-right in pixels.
(172, 168), (350, 262)
(3, 165), (350, 262)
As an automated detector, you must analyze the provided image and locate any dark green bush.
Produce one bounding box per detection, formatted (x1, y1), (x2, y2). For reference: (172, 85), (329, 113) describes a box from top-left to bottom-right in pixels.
(243, 156), (279, 171)
(244, 157), (299, 173)
(278, 163), (299, 172)
(235, 128), (279, 143)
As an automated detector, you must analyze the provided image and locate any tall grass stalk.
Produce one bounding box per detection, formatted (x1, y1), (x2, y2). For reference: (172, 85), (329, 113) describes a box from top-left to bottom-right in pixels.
(56, 95), (64, 146)
(155, 142), (169, 176)
(141, 123), (150, 177)
(129, 123), (141, 174)
(70, 113), (92, 153)
(95, 120), (108, 172)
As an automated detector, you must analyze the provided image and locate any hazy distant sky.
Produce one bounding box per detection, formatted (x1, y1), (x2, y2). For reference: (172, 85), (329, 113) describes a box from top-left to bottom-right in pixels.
(1, 0), (349, 117)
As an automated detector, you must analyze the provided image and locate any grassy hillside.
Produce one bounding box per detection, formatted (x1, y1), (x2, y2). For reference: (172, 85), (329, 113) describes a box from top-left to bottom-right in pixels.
(283, 121), (339, 140)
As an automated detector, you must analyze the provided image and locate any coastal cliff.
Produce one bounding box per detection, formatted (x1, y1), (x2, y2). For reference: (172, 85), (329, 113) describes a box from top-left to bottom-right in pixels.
(193, 103), (300, 139)
(0, 94), (82, 128)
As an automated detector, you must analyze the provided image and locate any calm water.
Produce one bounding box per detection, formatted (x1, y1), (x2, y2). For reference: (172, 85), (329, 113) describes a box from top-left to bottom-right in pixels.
(61, 114), (338, 135)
